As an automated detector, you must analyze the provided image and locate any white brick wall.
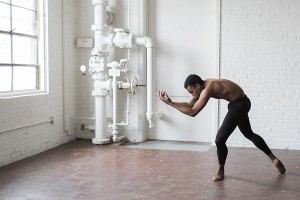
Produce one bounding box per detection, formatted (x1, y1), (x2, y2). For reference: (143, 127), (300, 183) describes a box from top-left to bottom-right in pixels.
(219, 0), (300, 150)
(1, 0), (299, 168)
(0, 0), (76, 167)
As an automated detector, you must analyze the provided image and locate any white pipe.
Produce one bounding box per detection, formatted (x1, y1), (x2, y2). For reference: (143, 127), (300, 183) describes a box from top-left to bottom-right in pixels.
(94, 79), (112, 91)
(135, 37), (155, 48)
(117, 91), (130, 126)
(146, 47), (154, 128)
(94, 2), (107, 28)
(127, 0), (131, 68)
(127, 0), (130, 29)
(92, 96), (110, 144)
(91, 0), (110, 145)
(92, 0), (112, 54)
(61, 0), (69, 135)
(134, 37), (156, 128)
(112, 74), (119, 140)
(0, 117), (54, 134)
(74, 117), (95, 120)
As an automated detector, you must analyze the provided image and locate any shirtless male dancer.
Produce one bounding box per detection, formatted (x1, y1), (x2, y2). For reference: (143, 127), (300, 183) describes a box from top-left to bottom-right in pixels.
(158, 74), (286, 181)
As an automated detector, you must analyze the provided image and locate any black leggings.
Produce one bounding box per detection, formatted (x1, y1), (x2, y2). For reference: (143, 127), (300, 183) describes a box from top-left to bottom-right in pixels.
(215, 95), (272, 165)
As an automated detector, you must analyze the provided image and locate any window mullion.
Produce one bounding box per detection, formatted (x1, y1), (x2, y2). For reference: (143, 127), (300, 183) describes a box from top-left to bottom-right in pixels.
(0, 0), (46, 96)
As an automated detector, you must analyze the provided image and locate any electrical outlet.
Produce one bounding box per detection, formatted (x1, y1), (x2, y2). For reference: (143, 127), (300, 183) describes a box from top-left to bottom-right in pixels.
(80, 124), (85, 131)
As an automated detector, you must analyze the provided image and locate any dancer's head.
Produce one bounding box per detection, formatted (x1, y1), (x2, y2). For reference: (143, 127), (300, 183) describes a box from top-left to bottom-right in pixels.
(184, 74), (204, 89)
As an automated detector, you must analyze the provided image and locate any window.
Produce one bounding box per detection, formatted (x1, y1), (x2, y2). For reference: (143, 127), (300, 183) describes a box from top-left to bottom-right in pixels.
(0, 0), (47, 97)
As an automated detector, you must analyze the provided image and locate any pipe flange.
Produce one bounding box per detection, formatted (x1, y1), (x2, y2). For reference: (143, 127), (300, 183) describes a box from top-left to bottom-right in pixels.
(92, 0), (108, 6)
(114, 28), (129, 33)
(92, 137), (110, 145)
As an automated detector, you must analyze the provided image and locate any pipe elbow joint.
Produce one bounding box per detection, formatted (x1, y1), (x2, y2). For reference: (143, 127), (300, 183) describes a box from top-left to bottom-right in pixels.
(134, 37), (156, 48)
(144, 37), (156, 48)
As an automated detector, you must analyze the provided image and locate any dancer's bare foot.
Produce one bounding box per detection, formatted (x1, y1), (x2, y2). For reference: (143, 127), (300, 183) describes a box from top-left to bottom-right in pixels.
(273, 159), (286, 174)
(212, 170), (224, 181)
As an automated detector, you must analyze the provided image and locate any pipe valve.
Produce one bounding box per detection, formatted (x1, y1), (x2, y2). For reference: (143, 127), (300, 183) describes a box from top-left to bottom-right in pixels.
(119, 59), (128, 69)
(113, 28), (133, 48)
(89, 56), (106, 73)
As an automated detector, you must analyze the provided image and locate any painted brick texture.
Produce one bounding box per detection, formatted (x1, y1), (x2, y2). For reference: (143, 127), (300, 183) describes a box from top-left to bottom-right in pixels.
(1, 0), (299, 169)
(0, 0), (76, 167)
(219, 0), (300, 149)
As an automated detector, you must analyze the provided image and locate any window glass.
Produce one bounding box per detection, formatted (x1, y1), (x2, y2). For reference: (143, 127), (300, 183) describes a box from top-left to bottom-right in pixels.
(0, 34), (11, 63)
(0, 67), (12, 92)
(0, 0), (46, 96)
(13, 66), (37, 90)
(13, 35), (37, 64)
(0, 3), (11, 32)
(12, 6), (36, 35)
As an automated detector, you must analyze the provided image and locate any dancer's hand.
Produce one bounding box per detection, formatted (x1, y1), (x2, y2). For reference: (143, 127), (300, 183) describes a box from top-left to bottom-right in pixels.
(159, 90), (172, 105)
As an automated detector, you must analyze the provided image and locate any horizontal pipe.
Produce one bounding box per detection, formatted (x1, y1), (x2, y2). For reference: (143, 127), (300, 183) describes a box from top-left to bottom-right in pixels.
(0, 117), (54, 134)
(74, 117), (96, 120)
(134, 37), (156, 48)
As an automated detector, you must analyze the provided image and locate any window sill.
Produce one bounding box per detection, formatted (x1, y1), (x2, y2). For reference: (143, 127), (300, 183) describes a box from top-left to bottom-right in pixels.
(0, 90), (48, 99)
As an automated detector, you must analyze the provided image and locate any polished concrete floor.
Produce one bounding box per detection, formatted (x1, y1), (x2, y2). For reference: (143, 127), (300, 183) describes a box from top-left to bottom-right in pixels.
(0, 139), (299, 200)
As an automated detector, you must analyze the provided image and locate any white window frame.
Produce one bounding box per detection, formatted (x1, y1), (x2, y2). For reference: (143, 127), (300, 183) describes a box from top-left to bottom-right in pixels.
(0, 0), (48, 98)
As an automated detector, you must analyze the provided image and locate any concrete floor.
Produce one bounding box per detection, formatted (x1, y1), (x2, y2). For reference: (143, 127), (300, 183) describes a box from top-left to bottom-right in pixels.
(0, 139), (299, 200)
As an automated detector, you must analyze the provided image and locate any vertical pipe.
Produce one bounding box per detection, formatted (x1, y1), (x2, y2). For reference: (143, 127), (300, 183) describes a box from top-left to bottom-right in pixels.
(146, 47), (154, 127)
(62, 0), (69, 134)
(134, 37), (157, 128)
(213, 0), (221, 145)
(91, 0), (110, 144)
(112, 75), (118, 139)
(94, 4), (107, 28)
(94, 96), (108, 142)
(93, 1), (109, 53)
(125, 91), (130, 124)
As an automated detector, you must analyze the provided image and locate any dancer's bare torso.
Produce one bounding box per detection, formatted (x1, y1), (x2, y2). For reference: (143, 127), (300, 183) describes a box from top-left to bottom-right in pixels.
(202, 79), (245, 102)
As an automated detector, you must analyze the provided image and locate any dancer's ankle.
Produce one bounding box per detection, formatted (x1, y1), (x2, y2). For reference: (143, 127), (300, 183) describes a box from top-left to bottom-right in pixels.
(268, 153), (277, 161)
(218, 165), (225, 172)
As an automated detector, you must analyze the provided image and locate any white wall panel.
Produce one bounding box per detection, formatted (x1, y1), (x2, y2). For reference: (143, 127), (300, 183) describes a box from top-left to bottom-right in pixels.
(148, 0), (219, 142)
